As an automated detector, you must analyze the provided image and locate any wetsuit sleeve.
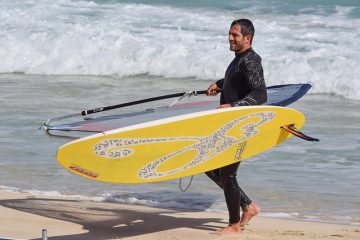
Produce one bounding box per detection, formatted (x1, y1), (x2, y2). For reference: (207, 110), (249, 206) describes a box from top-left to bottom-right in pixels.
(215, 78), (224, 89)
(231, 60), (267, 106)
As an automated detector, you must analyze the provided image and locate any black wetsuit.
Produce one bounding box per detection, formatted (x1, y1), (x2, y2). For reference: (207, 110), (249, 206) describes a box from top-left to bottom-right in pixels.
(206, 47), (267, 224)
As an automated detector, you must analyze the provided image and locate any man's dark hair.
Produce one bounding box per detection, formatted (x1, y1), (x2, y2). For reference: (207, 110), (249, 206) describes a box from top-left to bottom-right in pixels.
(231, 19), (255, 44)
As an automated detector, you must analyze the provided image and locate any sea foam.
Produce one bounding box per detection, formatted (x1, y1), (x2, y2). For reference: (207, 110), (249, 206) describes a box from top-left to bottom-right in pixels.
(1, 0), (359, 100)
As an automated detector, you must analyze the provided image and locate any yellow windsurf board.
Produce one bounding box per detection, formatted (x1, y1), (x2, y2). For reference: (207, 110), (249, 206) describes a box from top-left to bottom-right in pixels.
(56, 106), (305, 183)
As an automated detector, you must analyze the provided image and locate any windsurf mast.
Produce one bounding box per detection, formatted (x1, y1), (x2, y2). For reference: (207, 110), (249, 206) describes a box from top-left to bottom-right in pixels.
(41, 90), (212, 131)
(81, 90), (209, 116)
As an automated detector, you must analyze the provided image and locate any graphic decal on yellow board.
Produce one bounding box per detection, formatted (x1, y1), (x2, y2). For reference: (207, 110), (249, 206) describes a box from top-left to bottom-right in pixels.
(93, 111), (275, 180)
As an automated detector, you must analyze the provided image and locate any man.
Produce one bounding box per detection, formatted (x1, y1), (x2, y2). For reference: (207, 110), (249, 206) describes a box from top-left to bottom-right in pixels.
(206, 19), (266, 234)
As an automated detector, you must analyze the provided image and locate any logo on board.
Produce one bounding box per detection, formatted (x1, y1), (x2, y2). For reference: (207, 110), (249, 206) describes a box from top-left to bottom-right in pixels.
(93, 111), (276, 179)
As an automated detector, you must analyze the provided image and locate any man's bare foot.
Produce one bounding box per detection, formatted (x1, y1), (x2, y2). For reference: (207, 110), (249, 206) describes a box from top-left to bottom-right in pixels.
(213, 222), (242, 235)
(240, 202), (260, 229)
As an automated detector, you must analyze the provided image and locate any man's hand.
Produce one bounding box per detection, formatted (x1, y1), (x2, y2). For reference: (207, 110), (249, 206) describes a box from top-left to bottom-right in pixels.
(206, 83), (220, 96)
(218, 104), (231, 108)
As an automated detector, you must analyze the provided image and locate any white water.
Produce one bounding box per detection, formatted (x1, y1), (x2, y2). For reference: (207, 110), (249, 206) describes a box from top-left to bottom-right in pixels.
(1, 0), (360, 99)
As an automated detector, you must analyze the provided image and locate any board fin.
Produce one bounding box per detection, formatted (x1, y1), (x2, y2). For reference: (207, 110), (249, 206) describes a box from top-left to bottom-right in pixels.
(281, 124), (319, 142)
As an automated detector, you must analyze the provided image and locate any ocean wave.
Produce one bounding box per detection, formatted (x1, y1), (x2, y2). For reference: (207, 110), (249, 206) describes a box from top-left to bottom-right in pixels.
(1, 0), (359, 100)
(0, 184), (215, 211)
(102, 191), (218, 211)
(261, 212), (360, 226)
(0, 185), (105, 201)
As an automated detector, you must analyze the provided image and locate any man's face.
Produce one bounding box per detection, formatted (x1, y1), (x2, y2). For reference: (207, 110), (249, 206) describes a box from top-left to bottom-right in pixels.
(228, 24), (250, 53)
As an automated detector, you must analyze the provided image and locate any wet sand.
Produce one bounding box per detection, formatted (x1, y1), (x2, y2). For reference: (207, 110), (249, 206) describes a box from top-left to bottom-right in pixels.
(0, 191), (359, 240)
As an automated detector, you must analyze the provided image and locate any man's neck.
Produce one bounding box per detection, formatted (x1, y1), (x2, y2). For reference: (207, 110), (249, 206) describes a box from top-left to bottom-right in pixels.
(235, 46), (252, 55)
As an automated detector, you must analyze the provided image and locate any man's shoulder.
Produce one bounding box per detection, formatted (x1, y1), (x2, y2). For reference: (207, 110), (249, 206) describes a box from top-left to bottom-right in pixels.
(236, 48), (263, 72)
(244, 48), (262, 63)
(240, 49), (264, 74)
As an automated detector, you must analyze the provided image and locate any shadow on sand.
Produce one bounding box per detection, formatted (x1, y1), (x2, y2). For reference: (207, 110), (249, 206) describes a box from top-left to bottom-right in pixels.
(0, 197), (226, 239)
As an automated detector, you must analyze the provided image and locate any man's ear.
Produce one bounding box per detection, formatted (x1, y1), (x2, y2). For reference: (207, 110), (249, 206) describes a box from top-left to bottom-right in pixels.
(245, 35), (252, 45)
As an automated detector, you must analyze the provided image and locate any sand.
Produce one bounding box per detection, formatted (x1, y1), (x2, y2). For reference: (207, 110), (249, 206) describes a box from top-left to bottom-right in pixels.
(0, 191), (359, 240)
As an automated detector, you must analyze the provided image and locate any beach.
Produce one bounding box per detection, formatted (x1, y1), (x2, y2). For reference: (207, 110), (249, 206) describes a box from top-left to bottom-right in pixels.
(1, 0), (359, 239)
(1, 191), (359, 240)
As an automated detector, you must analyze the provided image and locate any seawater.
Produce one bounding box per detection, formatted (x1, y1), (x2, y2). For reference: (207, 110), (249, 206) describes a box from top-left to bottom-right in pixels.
(0, 0), (359, 226)
(1, 0), (360, 99)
